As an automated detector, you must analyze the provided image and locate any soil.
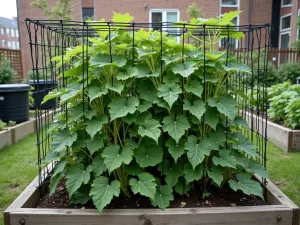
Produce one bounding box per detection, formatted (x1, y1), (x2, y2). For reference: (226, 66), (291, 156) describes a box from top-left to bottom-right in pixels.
(37, 179), (267, 209)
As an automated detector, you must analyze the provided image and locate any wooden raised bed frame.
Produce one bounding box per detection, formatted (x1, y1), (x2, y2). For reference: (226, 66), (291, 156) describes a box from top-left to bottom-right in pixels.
(4, 166), (299, 225)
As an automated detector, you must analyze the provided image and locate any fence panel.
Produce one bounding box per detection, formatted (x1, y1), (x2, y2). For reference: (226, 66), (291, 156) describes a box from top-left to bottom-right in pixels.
(0, 48), (23, 82)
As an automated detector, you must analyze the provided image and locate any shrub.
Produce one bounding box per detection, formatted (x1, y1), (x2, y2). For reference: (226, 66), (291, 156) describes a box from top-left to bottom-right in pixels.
(267, 82), (291, 100)
(42, 12), (268, 212)
(285, 98), (300, 129)
(0, 120), (7, 130)
(8, 120), (16, 126)
(275, 63), (300, 84)
(0, 55), (17, 84)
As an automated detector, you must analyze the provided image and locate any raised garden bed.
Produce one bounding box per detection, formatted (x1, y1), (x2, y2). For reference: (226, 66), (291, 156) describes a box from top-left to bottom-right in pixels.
(243, 111), (300, 152)
(0, 111), (55, 150)
(4, 166), (299, 225)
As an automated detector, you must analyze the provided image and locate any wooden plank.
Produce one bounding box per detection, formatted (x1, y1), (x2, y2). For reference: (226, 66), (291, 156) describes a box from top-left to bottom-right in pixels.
(9, 206), (293, 225)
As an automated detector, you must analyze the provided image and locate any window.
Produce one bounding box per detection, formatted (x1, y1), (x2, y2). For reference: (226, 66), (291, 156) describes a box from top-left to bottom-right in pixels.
(11, 29), (15, 37)
(280, 32), (290, 48)
(12, 41), (16, 49)
(15, 29), (19, 38)
(8, 41), (11, 48)
(281, 14), (291, 31)
(6, 28), (10, 36)
(221, 0), (238, 6)
(0, 28), (4, 35)
(220, 16), (239, 49)
(281, 0), (292, 7)
(2, 40), (6, 46)
(149, 10), (180, 37)
(16, 41), (19, 49)
(82, 8), (94, 20)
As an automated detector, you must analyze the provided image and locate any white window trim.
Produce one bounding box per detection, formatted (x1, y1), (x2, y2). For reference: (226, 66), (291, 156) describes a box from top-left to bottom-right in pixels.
(281, 0), (292, 8)
(279, 31), (291, 48)
(220, 0), (239, 7)
(280, 13), (292, 32)
(149, 9), (180, 26)
(297, 9), (300, 39)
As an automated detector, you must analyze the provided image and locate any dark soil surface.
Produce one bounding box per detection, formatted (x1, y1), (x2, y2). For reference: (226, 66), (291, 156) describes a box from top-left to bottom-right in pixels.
(37, 179), (267, 209)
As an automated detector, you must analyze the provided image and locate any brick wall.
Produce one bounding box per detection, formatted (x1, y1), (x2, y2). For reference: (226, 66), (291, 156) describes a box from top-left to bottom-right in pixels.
(17, 0), (82, 78)
(82, 0), (94, 8)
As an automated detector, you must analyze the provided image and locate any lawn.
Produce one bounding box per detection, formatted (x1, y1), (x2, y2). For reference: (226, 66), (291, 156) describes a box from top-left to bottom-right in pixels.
(0, 134), (299, 225)
(0, 134), (37, 225)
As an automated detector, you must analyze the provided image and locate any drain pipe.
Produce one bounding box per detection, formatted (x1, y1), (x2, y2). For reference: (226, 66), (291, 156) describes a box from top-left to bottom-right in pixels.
(248, 0), (252, 25)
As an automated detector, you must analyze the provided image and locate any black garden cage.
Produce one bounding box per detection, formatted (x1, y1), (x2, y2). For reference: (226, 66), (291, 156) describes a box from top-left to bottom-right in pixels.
(25, 13), (272, 208)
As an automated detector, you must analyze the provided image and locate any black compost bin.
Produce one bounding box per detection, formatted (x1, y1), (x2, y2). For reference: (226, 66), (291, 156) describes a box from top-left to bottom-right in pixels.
(28, 80), (57, 109)
(0, 84), (30, 123)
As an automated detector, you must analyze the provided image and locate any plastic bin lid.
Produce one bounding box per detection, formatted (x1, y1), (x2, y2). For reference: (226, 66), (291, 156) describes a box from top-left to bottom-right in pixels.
(28, 79), (57, 85)
(0, 84), (31, 93)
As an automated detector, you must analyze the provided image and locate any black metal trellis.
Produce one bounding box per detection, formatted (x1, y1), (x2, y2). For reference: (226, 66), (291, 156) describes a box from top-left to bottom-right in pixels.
(25, 19), (271, 196)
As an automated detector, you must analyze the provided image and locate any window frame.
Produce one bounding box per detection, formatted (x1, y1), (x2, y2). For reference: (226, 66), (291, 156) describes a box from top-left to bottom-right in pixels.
(0, 28), (4, 35)
(15, 29), (19, 38)
(149, 9), (180, 28)
(82, 7), (94, 20)
(220, 0), (239, 7)
(280, 13), (292, 32)
(6, 28), (10, 36)
(2, 40), (6, 46)
(11, 29), (15, 37)
(281, 0), (292, 8)
(7, 41), (11, 48)
(279, 31), (291, 49)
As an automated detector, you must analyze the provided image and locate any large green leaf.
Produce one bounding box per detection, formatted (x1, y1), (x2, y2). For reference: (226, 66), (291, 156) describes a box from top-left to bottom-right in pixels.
(129, 172), (157, 199)
(106, 80), (124, 94)
(69, 103), (86, 121)
(183, 79), (203, 98)
(223, 61), (251, 74)
(90, 53), (126, 68)
(71, 185), (91, 205)
(136, 64), (160, 78)
(185, 136), (212, 169)
(183, 99), (206, 121)
(233, 133), (259, 158)
(164, 160), (183, 187)
(208, 95), (238, 121)
(116, 66), (138, 80)
(102, 145), (133, 174)
(88, 85), (108, 102)
(51, 128), (77, 153)
(162, 115), (190, 144)
(92, 155), (107, 177)
(207, 165), (223, 187)
(184, 163), (204, 183)
(165, 138), (185, 163)
(173, 61), (197, 78)
(207, 128), (226, 150)
(151, 185), (174, 210)
(86, 133), (106, 155)
(204, 106), (219, 130)
(138, 119), (161, 144)
(212, 150), (237, 169)
(124, 160), (142, 176)
(137, 100), (152, 113)
(60, 83), (81, 103)
(90, 176), (121, 212)
(174, 179), (190, 195)
(85, 115), (108, 139)
(108, 96), (139, 121)
(137, 82), (158, 103)
(228, 173), (263, 199)
(157, 83), (182, 109)
(66, 163), (92, 196)
(52, 160), (67, 177)
(134, 140), (163, 167)
(246, 159), (269, 178)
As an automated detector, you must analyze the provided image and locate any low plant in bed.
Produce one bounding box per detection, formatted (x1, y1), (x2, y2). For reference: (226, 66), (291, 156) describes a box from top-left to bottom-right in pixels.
(42, 11), (268, 212)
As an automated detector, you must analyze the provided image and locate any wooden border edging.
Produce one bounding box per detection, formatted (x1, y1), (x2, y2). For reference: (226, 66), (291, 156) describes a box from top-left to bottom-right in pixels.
(0, 110), (55, 150)
(4, 169), (299, 225)
(243, 111), (300, 152)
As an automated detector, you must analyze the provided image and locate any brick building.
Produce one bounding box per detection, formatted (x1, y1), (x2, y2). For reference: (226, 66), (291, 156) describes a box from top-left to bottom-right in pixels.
(0, 17), (20, 50)
(16, 0), (299, 78)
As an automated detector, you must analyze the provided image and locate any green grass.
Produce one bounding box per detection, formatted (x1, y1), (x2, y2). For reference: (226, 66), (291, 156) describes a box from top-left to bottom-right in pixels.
(0, 134), (37, 225)
(267, 141), (300, 207)
(0, 134), (299, 225)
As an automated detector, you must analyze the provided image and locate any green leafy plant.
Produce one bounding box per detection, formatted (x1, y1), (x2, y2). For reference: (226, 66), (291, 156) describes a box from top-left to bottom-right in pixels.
(285, 98), (300, 129)
(275, 63), (300, 84)
(8, 120), (16, 126)
(0, 54), (17, 84)
(43, 12), (268, 212)
(0, 120), (7, 131)
(187, 3), (204, 19)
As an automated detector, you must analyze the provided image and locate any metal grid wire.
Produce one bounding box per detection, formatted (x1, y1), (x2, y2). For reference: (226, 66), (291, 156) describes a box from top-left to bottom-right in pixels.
(25, 19), (271, 193)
